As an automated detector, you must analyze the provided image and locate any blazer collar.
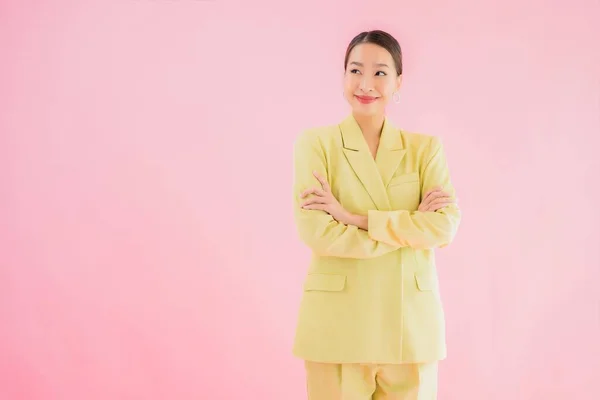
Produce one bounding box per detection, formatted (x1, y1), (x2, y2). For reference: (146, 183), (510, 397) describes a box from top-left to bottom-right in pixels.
(340, 114), (404, 152)
(339, 114), (406, 211)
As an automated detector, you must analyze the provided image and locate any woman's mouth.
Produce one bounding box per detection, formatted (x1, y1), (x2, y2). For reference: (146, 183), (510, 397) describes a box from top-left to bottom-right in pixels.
(355, 95), (378, 104)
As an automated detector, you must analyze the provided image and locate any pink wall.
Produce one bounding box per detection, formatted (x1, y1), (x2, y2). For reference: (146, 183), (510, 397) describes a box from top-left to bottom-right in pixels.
(1, 0), (599, 399)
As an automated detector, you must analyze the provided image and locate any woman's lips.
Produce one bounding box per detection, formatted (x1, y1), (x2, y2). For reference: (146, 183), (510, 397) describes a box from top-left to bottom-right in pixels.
(355, 95), (378, 104)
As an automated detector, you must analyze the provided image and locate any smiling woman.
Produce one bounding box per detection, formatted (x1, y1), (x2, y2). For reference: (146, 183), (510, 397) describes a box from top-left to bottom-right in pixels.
(343, 31), (403, 117)
(292, 30), (461, 400)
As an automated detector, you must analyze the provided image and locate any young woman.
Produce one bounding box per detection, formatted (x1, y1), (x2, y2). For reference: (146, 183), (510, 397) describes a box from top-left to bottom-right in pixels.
(291, 30), (461, 399)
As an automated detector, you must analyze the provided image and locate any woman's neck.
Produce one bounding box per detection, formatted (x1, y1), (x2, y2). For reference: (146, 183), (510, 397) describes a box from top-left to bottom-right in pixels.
(352, 112), (385, 140)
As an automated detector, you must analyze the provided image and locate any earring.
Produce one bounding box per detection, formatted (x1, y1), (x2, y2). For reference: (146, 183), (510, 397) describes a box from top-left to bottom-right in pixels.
(393, 92), (400, 104)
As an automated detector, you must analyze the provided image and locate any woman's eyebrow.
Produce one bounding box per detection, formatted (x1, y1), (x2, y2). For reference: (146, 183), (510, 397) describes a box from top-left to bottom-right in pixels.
(349, 61), (390, 68)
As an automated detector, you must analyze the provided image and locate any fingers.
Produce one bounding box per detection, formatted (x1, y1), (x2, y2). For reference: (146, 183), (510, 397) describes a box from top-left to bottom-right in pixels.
(300, 186), (329, 208)
(421, 188), (446, 209)
(312, 171), (331, 192)
(419, 186), (458, 212)
(300, 187), (326, 199)
(301, 197), (328, 207)
(299, 171), (330, 203)
(422, 195), (458, 212)
(428, 196), (454, 207)
(426, 202), (453, 211)
(301, 203), (327, 211)
(421, 186), (444, 206)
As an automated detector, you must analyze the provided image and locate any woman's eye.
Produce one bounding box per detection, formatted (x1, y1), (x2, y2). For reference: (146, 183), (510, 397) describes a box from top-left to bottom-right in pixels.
(349, 69), (386, 76)
(350, 69), (386, 76)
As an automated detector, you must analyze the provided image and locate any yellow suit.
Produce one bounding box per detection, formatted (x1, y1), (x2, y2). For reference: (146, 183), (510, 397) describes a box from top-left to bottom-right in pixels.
(292, 114), (461, 365)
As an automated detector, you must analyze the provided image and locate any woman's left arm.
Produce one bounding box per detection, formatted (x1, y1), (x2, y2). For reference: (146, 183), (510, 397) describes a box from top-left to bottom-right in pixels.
(350, 136), (462, 250)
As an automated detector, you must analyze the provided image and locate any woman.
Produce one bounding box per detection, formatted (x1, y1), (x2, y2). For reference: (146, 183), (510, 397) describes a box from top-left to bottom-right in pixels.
(291, 30), (461, 400)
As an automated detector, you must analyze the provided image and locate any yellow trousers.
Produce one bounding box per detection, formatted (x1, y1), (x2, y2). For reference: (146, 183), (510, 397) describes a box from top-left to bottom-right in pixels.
(304, 361), (438, 400)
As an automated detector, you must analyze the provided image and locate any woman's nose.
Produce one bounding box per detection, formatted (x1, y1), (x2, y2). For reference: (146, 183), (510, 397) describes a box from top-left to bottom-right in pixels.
(359, 76), (374, 91)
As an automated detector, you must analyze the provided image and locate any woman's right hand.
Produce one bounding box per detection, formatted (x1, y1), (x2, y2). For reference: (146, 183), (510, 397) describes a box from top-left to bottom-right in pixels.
(418, 186), (456, 212)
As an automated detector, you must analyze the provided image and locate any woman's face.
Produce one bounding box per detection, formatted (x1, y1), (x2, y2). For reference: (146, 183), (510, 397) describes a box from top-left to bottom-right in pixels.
(343, 43), (402, 117)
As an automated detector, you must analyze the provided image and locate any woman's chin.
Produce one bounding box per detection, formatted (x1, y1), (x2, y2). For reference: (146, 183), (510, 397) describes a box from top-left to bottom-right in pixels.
(351, 105), (380, 116)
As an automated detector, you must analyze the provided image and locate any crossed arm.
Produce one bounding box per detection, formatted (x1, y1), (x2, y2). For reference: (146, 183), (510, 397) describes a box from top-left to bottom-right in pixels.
(292, 132), (461, 258)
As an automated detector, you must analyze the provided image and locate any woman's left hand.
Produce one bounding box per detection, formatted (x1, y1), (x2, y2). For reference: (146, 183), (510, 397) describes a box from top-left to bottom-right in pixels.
(300, 171), (352, 225)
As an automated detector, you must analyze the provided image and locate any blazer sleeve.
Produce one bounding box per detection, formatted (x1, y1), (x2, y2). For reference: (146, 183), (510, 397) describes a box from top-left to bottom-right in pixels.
(293, 131), (400, 259)
(367, 136), (462, 250)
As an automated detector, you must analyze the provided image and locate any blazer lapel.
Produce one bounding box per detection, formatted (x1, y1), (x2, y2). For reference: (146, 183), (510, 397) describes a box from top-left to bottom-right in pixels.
(375, 117), (406, 188)
(340, 115), (398, 211)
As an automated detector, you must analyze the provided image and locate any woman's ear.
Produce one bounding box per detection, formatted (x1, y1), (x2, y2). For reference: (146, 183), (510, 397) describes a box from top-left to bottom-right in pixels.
(396, 74), (403, 91)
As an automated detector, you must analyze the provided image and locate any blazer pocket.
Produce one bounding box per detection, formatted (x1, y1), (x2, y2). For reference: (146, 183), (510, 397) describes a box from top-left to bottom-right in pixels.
(389, 172), (419, 187)
(304, 273), (346, 292)
(414, 272), (436, 291)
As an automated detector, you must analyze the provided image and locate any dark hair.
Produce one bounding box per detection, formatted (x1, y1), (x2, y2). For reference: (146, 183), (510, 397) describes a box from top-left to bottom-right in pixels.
(344, 30), (403, 76)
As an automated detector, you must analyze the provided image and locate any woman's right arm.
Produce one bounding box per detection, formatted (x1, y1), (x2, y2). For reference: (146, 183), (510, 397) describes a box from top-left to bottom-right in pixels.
(292, 130), (400, 259)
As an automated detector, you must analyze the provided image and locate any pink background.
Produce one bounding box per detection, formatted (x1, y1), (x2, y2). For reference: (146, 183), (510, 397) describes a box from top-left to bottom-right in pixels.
(1, 0), (599, 399)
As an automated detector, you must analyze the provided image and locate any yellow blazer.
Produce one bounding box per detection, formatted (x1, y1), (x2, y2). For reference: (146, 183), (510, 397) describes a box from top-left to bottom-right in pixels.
(292, 114), (461, 364)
